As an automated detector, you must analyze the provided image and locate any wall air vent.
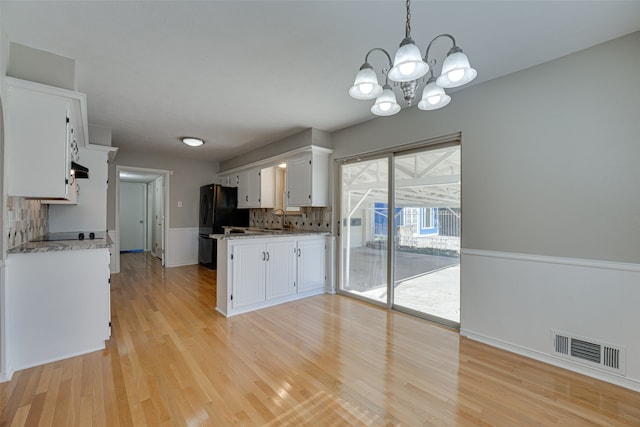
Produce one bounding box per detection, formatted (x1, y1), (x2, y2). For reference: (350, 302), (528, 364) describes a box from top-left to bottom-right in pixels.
(550, 330), (625, 375)
(554, 334), (569, 355)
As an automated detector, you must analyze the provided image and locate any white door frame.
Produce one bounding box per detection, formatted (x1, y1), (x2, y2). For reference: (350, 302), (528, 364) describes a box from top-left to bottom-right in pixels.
(114, 165), (170, 273)
(151, 176), (164, 259)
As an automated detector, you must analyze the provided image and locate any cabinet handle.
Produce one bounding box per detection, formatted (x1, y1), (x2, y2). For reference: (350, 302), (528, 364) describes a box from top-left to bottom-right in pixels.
(262, 251), (266, 261)
(298, 249), (301, 257)
(266, 251), (270, 261)
(287, 191), (290, 199)
(246, 195), (249, 202)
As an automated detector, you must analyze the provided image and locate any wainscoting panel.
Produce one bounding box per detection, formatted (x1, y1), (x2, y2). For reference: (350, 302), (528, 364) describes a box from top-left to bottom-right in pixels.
(0, 260), (8, 382)
(460, 249), (640, 392)
(166, 227), (199, 267)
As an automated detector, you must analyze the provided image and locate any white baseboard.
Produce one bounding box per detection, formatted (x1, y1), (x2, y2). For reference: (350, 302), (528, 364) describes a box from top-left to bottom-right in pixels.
(0, 369), (13, 383)
(166, 227), (199, 267)
(10, 345), (105, 374)
(461, 329), (640, 393)
(460, 248), (640, 392)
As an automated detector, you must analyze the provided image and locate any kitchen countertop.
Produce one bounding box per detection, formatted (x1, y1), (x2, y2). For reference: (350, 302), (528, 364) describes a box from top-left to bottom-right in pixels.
(8, 235), (114, 254)
(212, 227), (329, 240)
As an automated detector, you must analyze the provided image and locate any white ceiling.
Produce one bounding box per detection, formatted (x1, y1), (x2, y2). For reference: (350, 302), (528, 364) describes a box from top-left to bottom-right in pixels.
(3, 1), (640, 162)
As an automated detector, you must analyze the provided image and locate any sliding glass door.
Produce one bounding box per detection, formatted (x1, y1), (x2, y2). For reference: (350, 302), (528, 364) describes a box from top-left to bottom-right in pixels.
(339, 156), (389, 305)
(339, 143), (461, 326)
(392, 146), (460, 324)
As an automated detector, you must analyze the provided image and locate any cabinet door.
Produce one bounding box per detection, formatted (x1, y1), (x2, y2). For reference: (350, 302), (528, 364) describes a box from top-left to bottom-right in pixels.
(265, 240), (296, 300)
(297, 238), (326, 293)
(7, 86), (71, 198)
(236, 171), (249, 208)
(42, 178), (77, 205)
(238, 169), (262, 208)
(231, 243), (266, 308)
(247, 168), (262, 207)
(259, 167), (276, 208)
(286, 153), (312, 206)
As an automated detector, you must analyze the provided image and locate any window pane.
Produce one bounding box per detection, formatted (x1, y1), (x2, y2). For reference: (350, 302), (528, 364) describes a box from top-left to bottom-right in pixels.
(339, 157), (389, 304)
(393, 146), (460, 323)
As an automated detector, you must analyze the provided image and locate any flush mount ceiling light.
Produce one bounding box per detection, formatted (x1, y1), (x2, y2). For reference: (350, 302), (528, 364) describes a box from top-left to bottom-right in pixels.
(181, 137), (204, 147)
(349, 0), (477, 116)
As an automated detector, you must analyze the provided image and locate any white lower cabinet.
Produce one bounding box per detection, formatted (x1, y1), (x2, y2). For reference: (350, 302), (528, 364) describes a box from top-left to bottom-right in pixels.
(265, 240), (297, 300)
(231, 243), (267, 308)
(217, 235), (326, 317)
(296, 237), (326, 293)
(6, 249), (111, 372)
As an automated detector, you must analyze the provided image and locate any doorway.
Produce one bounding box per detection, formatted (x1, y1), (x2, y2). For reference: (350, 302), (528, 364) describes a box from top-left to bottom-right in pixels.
(338, 141), (461, 327)
(119, 181), (146, 252)
(115, 166), (169, 273)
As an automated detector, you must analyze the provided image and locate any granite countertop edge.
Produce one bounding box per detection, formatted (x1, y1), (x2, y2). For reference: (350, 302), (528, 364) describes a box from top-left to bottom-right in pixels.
(8, 236), (115, 254)
(212, 231), (330, 240)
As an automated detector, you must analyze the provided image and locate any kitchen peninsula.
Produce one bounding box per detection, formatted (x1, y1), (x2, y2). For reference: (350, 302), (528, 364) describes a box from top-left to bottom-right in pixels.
(6, 236), (113, 373)
(213, 228), (330, 317)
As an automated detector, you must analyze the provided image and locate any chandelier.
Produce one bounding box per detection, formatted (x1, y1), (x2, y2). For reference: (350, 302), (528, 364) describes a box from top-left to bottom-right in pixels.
(349, 0), (477, 116)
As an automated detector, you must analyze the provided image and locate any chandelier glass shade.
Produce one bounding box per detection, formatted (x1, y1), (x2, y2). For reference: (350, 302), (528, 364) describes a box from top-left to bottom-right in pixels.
(348, 63), (383, 99)
(418, 77), (451, 111)
(349, 0), (476, 116)
(436, 48), (478, 88)
(388, 38), (429, 82)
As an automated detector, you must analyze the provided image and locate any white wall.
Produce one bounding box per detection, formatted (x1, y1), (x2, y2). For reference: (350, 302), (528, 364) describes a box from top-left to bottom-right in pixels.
(6, 43), (75, 91)
(0, 10), (9, 381)
(48, 148), (108, 233)
(219, 128), (332, 172)
(165, 227), (198, 267)
(107, 149), (216, 269)
(332, 32), (640, 390)
(107, 147), (218, 230)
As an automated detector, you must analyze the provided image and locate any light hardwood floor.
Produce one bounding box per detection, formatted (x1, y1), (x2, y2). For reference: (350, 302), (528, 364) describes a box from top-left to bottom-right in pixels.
(1, 252), (639, 426)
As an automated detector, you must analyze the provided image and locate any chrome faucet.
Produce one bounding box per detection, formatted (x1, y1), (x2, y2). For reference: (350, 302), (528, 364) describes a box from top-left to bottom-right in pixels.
(273, 208), (287, 230)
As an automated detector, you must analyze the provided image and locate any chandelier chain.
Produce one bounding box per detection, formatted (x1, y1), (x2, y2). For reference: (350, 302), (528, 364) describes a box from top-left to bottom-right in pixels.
(405, 0), (412, 38)
(348, 0), (476, 115)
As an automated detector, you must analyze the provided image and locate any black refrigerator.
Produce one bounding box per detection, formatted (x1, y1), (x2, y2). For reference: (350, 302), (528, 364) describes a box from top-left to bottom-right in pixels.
(198, 184), (250, 269)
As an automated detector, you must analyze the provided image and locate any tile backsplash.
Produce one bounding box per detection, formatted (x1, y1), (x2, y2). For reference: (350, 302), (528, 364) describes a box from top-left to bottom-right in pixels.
(6, 196), (48, 249)
(250, 207), (331, 232)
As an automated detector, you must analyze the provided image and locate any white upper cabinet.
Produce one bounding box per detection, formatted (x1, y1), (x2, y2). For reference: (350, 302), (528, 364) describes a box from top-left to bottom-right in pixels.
(218, 175), (234, 187)
(259, 167), (276, 208)
(286, 148), (331, 207)
(236, 171), (249, 207)
(219, 145), (332, 209)
(237, 167), (275, 209)
(5, 77), (88, 199)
